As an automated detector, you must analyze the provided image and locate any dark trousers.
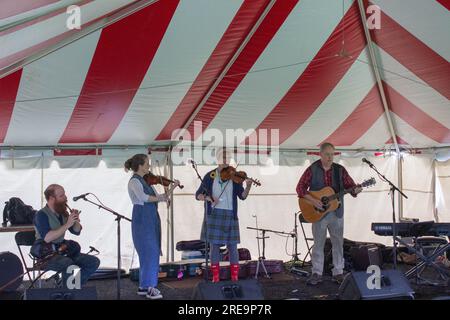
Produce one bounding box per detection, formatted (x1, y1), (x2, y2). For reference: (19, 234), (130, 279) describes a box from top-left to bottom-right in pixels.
(45, 253), (100, 288)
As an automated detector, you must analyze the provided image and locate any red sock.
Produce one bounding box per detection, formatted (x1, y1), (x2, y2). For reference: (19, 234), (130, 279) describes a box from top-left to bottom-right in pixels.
(211, 263), (220, 283)
(231, 264), (239, 281)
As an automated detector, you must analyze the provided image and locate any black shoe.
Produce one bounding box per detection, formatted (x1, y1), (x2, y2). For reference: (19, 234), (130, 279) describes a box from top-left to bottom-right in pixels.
(306, 273), (322, 286)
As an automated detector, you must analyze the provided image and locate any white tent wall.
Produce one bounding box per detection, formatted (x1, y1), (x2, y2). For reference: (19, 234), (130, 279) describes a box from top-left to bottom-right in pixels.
(0, 153), (441, 270)
(401, 154), (435, 221)
(436, 159), (450, 222)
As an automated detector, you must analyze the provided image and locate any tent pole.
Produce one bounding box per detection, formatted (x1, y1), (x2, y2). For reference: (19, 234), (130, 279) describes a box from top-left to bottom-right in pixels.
(357, 0), (400, 154)
(41, 153), (44, 208)
(169, 148), (175, 262)
(1, 0), (160, 79)
(397, 154), (403, 220)
(178, 0), (277, 134)
(432, 158), (439, 222)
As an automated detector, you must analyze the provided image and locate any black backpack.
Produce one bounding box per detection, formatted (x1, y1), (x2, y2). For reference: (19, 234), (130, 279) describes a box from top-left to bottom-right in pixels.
(2, 197), (36, 226)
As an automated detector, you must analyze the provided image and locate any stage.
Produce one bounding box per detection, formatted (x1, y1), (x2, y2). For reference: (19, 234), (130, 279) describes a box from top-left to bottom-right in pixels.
(1, 263), (448, 300)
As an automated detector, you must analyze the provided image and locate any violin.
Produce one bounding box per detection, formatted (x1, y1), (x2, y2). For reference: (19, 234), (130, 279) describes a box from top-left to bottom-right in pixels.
(143, 172), (184, 189)
(220, 166), (261, 186)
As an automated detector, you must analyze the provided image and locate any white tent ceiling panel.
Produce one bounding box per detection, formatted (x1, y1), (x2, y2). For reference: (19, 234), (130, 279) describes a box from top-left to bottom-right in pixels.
(391, 113), (443, 148)
(372, 0), (450, 61)
(281, 48), (376, 149)
(374, 45), (450, 129)
(0, 0), (136, 69)
(4, 31), (101, 145)
(204, 0), (354, 143)
(108, 0), (243, 145)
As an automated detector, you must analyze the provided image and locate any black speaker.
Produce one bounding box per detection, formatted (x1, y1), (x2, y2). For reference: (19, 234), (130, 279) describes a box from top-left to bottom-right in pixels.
(24, 287), (97, 300)
(339, 270), (414, 300)
(192, 280), (264, 300)
(350, 245), (383, 271)
(0, 252), (23, 292)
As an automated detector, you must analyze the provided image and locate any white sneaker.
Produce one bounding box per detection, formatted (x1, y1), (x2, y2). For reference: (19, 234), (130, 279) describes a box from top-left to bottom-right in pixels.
(137, 287), (148, 296)
(146, 287), (163, 300)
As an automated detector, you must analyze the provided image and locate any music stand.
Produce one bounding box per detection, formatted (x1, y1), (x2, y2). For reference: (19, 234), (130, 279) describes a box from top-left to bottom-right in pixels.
(190, 160), (213, 282)
(247, 226), (270, 279)
(285, 211), (310, 277)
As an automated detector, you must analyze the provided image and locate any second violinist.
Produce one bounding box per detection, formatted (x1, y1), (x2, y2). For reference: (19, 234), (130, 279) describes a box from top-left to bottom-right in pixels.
(195, 148), (253, 283)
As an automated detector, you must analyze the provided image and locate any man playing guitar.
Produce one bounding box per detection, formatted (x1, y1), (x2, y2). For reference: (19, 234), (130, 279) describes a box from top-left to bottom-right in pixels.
(296, 142), (362, 285)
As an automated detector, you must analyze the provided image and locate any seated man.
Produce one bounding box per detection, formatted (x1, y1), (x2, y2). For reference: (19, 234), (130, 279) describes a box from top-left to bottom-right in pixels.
(33, 184), (100, 288)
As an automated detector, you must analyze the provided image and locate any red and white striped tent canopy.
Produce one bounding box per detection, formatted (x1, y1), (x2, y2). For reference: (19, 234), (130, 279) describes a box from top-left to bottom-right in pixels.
(1, 0), (449, 151)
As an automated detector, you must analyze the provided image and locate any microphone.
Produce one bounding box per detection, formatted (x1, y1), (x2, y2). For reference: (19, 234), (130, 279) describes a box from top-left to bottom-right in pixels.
(89, 246), (100, 254)
(187, 158), (196, 167)
(72, 193), (89, 201)
(362, 158), (374, 168)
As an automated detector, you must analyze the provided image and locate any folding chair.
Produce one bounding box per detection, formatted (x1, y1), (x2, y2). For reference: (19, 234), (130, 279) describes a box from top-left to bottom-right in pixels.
(404, 235), (450, 285)
(15, 231), (61, 288)
(15, 231), (40, 283)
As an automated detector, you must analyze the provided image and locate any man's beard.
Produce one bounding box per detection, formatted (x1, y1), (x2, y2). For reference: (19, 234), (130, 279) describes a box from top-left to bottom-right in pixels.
(54, 201), (67, 214)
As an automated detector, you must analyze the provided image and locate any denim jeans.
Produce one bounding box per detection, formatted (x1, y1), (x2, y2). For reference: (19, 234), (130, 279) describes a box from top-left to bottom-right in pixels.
(45, 253), (100, 288)
(132, 203), (161, 289)
(311, 212), (344, 276)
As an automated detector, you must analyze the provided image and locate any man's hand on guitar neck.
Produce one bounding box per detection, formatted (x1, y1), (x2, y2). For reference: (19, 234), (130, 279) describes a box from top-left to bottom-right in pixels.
(353, 185), (363, 195)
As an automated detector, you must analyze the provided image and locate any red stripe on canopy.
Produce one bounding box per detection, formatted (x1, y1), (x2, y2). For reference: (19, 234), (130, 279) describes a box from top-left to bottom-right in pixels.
(322, 85), (384, 146)
(59, 0), (179, 143)
(368, 0), (450, 99)
(0, 0), (60, 19)
(246, 2), (367, 146)
(386, 136), (409, 145)
(436, 0), (450, 11)
(0, 70), (22, 143)
(384, 82), (450, 143)
(155, 0), (272, 141)
(54, 148), (102, 156)
(185, 0), (298, 140)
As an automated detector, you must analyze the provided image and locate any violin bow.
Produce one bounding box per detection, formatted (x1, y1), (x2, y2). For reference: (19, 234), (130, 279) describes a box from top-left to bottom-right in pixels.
(155, 160), (170, 208)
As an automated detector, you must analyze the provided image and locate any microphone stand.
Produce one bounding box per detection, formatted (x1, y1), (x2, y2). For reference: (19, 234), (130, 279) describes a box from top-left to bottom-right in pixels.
(364, 161), (408, 269)
(77, 194), (131, 300)
(190, 160), (214, 282)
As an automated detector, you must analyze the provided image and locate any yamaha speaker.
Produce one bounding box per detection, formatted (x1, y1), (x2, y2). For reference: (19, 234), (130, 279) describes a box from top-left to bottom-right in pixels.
(192, 279), (264, 300)
(24, 287), (97, 300)
(338, 270), (414, 300)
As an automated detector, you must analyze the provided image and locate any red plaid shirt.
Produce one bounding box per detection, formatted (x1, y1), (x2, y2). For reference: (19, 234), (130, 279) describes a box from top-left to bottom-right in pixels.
(296, 161), (357, 198)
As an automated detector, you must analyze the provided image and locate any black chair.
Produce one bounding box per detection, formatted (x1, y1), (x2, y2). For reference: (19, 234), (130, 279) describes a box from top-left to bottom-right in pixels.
(15, 231), (60, 288)
(15, 231), (39, 282)
(410, 236), (450, 285)
(298, 213), (314, 267)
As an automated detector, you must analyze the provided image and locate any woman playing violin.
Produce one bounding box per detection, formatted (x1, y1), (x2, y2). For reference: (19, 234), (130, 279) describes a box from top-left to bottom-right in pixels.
(195, 148), (253, 283)
(124, 153), (180, 299)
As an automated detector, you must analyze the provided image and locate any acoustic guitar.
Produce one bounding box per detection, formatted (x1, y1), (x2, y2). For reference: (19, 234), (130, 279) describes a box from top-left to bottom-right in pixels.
(298, 178), (376, 223)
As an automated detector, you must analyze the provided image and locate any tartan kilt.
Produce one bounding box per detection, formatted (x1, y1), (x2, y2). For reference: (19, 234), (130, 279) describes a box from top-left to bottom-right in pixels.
(200, 208), (240, 245)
